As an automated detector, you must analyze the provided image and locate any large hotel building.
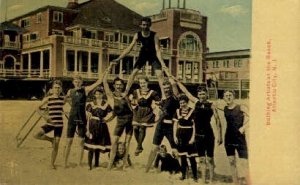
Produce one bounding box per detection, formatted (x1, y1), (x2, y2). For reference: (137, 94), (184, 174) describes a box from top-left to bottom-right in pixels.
(0, 0), (249, 99)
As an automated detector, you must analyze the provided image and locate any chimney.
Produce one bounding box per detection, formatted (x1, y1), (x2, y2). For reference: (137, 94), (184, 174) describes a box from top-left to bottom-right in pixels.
(169, 0), (171, 8)
(67, 0), (79, 9)
(162, 0), (165, 9)
(183, 0), (186, 8)
(177, 0), (180, 8)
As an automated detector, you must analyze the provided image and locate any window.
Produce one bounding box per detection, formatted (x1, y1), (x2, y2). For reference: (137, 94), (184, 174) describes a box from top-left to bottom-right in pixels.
(104, 33), (114, 42)
(53, 11), (63, 23)
(223, 60), (230, 68)
(178, 61), (184, 79)
(82, 29), (97, 39)
(122, 35), (128, 44)
(52, 29), (64, 35)
(193, 62), (199, 80)
(185, 62), (192, 80)
(21, 18), (30, 27)
(36, 13), (42, 23)
(234, 59), (242, 68)
(213, 61), (219, 68)
(30, 33), (39, 41)
(91, 31), (97, 39)
(23, 34), (30, 42)
(179, 34), (200, 51)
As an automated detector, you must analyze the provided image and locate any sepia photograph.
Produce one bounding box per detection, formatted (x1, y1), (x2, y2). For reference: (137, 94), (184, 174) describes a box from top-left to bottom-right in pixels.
(0, 0), (298, 185)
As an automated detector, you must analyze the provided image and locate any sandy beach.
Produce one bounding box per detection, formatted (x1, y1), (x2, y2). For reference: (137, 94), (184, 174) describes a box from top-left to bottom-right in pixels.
(0, 100), (248, 185)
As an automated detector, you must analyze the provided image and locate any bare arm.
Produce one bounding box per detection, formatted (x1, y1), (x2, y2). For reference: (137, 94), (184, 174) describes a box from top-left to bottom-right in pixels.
(113, 33), (138, 63)
(85, 75), (103, 95)
(154, 35), (166, 68)
(169, 77), (180, 98)
(176, 79), (198, 103)
(189, 119), (196, 144)
(212, 102), (223, 145)
(239, 104), (249, 134)
(103, 112), (116, 123)
(102, 65), (114, 106)
(36, 97), (50, 121)
(65, 90), (72, 106)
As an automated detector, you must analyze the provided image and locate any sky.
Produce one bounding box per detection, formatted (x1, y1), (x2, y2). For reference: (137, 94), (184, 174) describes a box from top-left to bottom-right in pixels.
(0, 0), (251, 52)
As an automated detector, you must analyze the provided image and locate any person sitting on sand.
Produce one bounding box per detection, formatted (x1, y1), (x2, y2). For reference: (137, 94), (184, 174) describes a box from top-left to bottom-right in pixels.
(154, 145), (180, 174)
(112, 142), (132, 168)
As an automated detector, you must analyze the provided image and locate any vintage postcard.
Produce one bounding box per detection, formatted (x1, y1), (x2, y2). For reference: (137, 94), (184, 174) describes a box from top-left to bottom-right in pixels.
(0, 0), (299, 185)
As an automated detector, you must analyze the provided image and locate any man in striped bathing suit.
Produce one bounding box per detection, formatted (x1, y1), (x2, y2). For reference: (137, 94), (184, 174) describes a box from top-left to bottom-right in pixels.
(34, 80), (66, 169)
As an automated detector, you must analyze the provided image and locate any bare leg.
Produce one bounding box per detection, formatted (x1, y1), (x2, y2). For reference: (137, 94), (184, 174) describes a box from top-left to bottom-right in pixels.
(145, 145), (159, 172)
(240, 158), (250, 185)
(50, 137), (60, 169)
(207, 157), (214, 183)
(34, 130), (53, 143)
(64, 138), (73, 168)
(78, 137), (85, 166)
(123, 134), (132, 170)
(107, 136), (120, 170)
(228, 156), (239, 185)
(133, 125), (140, 151)
(199, 156), (206, 183)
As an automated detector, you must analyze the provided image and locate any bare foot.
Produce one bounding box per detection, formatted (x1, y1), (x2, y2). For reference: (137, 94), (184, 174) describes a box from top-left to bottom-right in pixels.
(50, 164), (56, 170)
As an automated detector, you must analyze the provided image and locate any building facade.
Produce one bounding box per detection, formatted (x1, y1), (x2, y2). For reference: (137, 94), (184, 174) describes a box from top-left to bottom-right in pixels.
(205, 49), (250, 98)
(0, 0), (249, 99)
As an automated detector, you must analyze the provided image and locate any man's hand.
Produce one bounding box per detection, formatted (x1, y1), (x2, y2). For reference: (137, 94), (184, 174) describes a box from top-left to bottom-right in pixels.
(239, 127), (245, 134)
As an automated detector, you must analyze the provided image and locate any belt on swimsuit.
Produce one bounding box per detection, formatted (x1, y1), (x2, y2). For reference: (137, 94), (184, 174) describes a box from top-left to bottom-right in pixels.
(178, 125), (193, 129)
(163, 119), (173, 124)
(90, 116), (100, 120)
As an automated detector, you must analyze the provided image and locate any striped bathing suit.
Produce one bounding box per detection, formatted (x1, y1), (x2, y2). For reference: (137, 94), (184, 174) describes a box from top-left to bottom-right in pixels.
(46, 96), (65, 127)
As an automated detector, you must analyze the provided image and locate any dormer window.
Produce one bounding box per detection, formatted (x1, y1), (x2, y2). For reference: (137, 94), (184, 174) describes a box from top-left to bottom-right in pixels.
(102, 17), (111, 23)
(21, 18), (30, 28)
(53, 11), (63, 23)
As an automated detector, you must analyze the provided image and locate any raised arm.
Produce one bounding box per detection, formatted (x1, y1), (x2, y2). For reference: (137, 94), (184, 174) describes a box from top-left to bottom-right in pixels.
(176, 79), (198, 103)
(112, 33), (138, 64)
(103, 65), (114, 105)
(212, 102), (223, 145)
(169, 77), (180, 98)
(85, 75), (104, 95)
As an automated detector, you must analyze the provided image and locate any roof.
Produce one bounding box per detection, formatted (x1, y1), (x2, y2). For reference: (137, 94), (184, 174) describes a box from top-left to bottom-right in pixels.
(9, 5), (78, 22)
(206, 49), (251, 60)
(0, 22), (25, 33)
(70, 0), (142, 32)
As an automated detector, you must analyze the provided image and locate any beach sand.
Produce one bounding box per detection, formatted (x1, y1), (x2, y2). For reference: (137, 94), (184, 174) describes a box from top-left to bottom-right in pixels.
(0, 100), (248, 185)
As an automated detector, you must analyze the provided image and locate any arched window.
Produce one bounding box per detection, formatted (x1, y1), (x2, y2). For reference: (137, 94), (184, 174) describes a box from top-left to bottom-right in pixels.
(4, 56), (15, 69)
(179, 34), (200, 51)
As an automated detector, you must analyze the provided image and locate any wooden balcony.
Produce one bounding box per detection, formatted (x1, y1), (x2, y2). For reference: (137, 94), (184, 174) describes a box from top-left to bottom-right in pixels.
(1, 41), (21, 49)
(23, 37), (51, 49)
(178, 50), (201, 58)
(0, 69), (50, 79)
(64, 36), (106, 48)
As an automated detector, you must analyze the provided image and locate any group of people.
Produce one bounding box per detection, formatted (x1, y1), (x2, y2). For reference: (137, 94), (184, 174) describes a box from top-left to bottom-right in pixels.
(32, 17), (249, 185)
